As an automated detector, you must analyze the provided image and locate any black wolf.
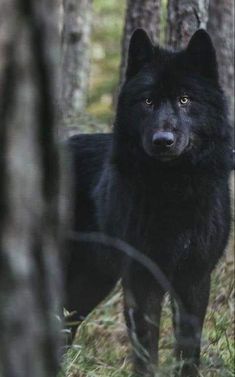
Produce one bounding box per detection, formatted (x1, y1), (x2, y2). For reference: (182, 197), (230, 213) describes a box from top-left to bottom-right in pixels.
(65, 29), (232, 376)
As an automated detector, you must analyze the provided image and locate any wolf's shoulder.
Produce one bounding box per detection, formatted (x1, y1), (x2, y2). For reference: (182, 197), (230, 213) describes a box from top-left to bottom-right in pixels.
(66, 133), (112, 192)
(67, 132), (112, 153)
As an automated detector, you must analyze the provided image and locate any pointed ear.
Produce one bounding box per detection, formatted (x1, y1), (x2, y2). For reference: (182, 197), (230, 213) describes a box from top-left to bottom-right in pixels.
(126, 29), (154, 79)
(186, 29), (218, 80)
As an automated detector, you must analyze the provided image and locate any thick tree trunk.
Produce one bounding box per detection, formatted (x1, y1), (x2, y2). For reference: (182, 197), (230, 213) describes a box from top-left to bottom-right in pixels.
(208, 0), (234, 124)
(61, 0), (92, 124)
(119, 0), (161, 86)
(0, 1), (62, 376)
(167, 0), (209, 48)
(208, 1), (234, 264)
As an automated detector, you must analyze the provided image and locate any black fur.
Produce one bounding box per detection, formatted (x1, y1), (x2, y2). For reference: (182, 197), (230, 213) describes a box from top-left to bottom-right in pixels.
(65, 29), (232, 377)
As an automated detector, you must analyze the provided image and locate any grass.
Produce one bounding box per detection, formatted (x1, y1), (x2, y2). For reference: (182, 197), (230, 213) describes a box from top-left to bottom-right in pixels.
(59, 247), (234, 377)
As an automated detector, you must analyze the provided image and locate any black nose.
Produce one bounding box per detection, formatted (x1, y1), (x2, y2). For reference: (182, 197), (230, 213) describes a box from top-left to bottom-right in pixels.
(152, 131), (175, 148)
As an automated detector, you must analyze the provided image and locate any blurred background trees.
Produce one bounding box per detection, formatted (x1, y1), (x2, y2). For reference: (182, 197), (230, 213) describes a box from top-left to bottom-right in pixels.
(62, 0), (93, 125)
(61, 0), (234, 130)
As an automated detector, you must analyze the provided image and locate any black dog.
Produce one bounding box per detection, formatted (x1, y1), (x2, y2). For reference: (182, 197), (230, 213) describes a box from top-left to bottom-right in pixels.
(65, 29), (232, 376)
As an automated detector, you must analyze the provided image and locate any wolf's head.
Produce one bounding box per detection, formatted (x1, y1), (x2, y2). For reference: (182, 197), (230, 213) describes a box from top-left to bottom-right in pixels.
(114, 29), (231, 170)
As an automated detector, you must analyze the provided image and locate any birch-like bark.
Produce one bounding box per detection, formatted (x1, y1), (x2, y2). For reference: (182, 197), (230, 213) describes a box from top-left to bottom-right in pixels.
(0, 1), (62, 376)
(61, 0), (92, 123)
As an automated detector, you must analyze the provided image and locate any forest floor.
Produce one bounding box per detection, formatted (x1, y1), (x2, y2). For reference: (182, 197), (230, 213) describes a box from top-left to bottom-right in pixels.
(60, 245), (234, 377)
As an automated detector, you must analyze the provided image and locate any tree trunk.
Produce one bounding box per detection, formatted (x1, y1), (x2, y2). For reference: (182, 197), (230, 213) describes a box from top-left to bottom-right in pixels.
(208, 1), (234, 265)
(0, 1), (62, 376)
(61, 0), (92, 124)
(207, 0), (234, 124)
(167, 0), (209, 48)
(119, 0), (162, 86)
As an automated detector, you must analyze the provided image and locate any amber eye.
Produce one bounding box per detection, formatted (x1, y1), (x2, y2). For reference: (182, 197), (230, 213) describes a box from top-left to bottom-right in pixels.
(145, 98), (153, 106)
(179, 96), (189, 105)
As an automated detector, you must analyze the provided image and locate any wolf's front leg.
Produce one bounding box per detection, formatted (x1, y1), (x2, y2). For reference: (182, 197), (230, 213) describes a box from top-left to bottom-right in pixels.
(172, 274), (211, 377)
(123, 270), (165, 377)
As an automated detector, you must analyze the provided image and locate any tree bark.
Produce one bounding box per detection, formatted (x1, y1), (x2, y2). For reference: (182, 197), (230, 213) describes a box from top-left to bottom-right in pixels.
(208, 1), (234, 265)
(0, 1), (62, 376)
(61, 0), (92, 124)
(208, 0), (234, 124)
(167, 0), (209, 48)
(119, 0), (162, 86)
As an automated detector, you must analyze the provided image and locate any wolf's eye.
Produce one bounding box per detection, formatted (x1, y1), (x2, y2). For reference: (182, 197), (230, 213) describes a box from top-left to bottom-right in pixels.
(145, 98), (153, 106)
(179, 96), (189, 105)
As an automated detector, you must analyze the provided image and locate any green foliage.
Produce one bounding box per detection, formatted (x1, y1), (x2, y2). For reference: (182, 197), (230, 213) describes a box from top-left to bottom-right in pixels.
(86, 0), (125, 127)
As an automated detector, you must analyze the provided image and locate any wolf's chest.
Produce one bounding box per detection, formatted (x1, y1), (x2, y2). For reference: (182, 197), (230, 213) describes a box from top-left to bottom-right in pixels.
(98, 169), (228, 268)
